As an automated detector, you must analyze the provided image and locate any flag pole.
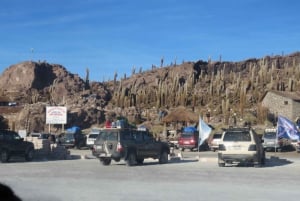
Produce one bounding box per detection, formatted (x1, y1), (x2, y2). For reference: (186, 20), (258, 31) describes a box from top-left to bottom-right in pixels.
(198, 115), (201, 156)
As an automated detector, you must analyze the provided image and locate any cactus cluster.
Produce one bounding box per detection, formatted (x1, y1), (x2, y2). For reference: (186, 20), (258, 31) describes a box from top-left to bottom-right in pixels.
(109, 53), (300, 125)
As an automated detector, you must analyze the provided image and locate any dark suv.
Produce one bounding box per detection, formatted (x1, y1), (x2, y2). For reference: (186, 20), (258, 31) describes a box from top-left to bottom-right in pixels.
(92, 128), (170, 166)
(58, 132), (86, 149)
(0, 130), (35, 162)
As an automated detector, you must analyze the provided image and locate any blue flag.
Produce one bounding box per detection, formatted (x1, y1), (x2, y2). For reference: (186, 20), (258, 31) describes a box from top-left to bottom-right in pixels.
(277, 115), (300, 141)
(199, 117), (212, 146)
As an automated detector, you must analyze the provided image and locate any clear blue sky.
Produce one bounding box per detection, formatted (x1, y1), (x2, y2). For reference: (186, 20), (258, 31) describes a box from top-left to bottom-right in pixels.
(1, 0), (299, 81)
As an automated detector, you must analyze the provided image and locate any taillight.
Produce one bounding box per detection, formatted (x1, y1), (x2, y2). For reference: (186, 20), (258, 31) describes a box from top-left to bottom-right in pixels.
(248, 144), (256, 151)
(219, 144), (226, 151)
(117, 142), (123, 152)
(190, 139), (195, 143)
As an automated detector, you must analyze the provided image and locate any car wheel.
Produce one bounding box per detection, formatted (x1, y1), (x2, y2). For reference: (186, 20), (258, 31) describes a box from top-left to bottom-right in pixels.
(254, 163), (262, 168)
(218, 156), (225, 167)
(181, 148), (185, 152)
(136, 158), (144, 165)
(100, 158), (111, 166)
(0, 150), (9, 163)
(159, 150), (168, 164)
(261, 152), (266, 165)
(126, 152), (137, 166)
(25, 148), (34, 161)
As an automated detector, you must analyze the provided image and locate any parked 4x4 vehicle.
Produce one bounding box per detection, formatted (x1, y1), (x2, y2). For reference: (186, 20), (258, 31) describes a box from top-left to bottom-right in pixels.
(57, 127), (86, 149)
(208, 133), (222, 152)
(218, 127), (265, 167)
(262, 128), (291, 152)
(86, 128), (102, 149)
(92, 128), (170, 166)
(0, 130), (34, 162)
(178, 126), (198, 151)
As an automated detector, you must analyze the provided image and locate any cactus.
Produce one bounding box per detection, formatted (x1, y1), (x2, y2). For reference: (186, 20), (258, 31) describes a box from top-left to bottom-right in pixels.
(85, 67), (90, 89)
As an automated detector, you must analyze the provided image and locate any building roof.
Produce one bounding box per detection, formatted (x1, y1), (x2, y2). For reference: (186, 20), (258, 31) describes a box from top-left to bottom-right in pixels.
(263, 90), (300, 102)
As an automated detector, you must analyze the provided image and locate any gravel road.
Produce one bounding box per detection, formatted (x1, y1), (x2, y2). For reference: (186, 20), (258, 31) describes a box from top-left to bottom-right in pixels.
(0, 149), (299, 201)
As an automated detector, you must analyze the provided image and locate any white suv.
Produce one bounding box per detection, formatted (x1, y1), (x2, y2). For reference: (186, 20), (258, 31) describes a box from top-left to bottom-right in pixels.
(86, 128), (102, 149)
(218, 127), (265, 167)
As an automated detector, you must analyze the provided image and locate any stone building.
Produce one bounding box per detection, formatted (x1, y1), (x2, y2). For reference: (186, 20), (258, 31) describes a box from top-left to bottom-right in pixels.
(261, 90), (300, 121)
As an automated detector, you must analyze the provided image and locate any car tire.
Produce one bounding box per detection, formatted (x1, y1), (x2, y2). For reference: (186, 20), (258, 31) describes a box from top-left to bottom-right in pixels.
(159, 150), (168, 164)
(136, 158), (144, 165)
(181, 148), (185, 152)
(126, 152), (137, 166)
(218, 156), (225, 167)
(0, 150), (9, 163)
(100, 158), (111, 166)
(25, 148), (34, 161)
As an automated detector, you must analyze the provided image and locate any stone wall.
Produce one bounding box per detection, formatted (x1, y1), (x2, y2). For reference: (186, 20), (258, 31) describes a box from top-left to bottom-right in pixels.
(262, 91), (300, 121)
(24, 137), (70, 160)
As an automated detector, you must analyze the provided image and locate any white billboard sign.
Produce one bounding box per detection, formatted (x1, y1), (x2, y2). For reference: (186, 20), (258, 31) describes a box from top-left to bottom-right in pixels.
(46, 106), (67, 124)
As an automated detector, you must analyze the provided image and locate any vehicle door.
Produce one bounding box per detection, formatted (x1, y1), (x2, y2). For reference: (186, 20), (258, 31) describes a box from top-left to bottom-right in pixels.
(132, 130), (146, 157)
(143, 131), (160, 157)
(5, 131), (24, 154)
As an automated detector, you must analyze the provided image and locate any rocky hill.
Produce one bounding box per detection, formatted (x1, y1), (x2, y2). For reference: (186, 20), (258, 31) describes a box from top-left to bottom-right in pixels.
(0, 52), (300, 135)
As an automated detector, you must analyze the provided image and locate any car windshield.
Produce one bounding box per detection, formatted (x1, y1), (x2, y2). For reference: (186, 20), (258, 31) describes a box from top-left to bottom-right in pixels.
(263, 132), (276, 139)
(65, 133), (74, 140)
(223, 131), (251, 141)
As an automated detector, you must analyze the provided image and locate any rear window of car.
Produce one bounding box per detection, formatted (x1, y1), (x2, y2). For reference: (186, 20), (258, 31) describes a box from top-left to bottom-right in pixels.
(263, 132), (276, 139)
(213, 134), (222, 139)
(223, 131), (251, 141)
(181, 132), (195, 138)
(98, 130), (118, 141)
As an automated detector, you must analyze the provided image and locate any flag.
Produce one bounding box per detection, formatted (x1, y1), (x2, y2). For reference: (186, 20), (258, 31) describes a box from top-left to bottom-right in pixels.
(277, 115), (300, 141)
(199, 117), (212, 146)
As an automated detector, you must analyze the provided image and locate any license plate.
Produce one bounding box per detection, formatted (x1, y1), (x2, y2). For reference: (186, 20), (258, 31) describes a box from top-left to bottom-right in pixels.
(229, 146), (240, 150)
(96, 145), (102, 149)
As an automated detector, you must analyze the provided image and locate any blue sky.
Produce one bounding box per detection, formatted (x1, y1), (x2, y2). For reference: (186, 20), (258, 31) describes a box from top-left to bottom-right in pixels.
(0, 0), (299, 81)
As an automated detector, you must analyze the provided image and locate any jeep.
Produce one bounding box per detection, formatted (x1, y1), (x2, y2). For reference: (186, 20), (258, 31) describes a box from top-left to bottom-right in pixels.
(92, 128), (170, 166)
(0, 130), (35, 162)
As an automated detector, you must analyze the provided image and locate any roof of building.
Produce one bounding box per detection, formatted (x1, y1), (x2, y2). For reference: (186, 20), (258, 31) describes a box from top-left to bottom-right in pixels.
(263, 90), (300, 102)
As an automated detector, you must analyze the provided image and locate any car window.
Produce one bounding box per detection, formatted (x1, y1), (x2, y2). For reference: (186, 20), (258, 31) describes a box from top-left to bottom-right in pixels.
(12, 132), (21, 140)
(4, 133), (13, 140)
(133, 131), (143, 142)
(143, 132), (154, 142)
(181, 132), (196, 138)
(223, 131), (251, 141)
(65, 134), (74, 140)
(263, 132), (276, 139)
(213, 134), (222, 139)
(88, 134), (99, 139)
(121, 130), (132, 140)
(106, 132), (118, 141)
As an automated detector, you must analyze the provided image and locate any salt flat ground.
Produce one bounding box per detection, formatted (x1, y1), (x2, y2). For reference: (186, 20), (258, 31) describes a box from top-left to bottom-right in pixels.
(0, 149), (299, 201)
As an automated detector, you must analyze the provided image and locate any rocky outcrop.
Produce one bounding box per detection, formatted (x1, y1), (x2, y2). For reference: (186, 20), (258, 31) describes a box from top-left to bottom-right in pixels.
(0, 51), (300, 133)
(0, 61), (110, 133)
